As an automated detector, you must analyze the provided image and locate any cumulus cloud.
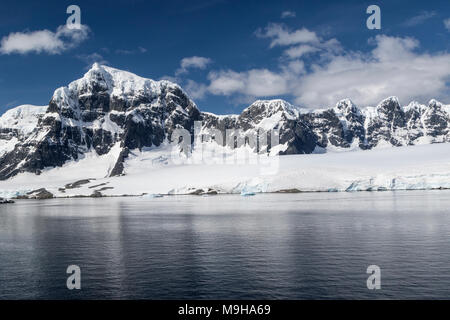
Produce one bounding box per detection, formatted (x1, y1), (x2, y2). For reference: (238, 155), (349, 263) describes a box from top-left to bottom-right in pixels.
(0, 25), (90, 55)
(296, 35), (450, 107)
(444, 18), (450, 31)
(402, 11), (436, 27)
(167, 24), (449, 108)
(208, 69), (290, 97)
(283, 60), (305, 75)
(176, 56), (212, 75)
(256, 23), (319, 48)
(204, 24), (450, 108)
(281, 11), (296, 19)
(184, 79), (209, 99)
(161, 56), (213, 100)
(284, 44), (319, 58)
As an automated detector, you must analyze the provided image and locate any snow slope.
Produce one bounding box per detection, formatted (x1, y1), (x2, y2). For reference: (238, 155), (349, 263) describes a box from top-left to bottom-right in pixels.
(0, 104), (47, 134)
(1, 142), (449, 199)
(0, 104), (47, 157)
(0, 65), (449, 197)
(1, 65), (449, 184)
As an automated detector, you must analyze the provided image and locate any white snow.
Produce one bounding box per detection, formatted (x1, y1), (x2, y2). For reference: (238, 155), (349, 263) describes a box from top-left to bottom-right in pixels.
(1, 142), (450, 199)
(56, 63), (188, 108)
(0, 104), (47, 134)
(0, 104), (47, 157)
(0, 142), (122, 199)
(1, 66), (450, 200)
(0, 136), (18, 156)
(244, 99), (303, 119)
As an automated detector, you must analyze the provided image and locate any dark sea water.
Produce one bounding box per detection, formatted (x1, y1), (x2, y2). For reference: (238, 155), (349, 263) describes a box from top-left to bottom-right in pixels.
(1, 191), (450, 299)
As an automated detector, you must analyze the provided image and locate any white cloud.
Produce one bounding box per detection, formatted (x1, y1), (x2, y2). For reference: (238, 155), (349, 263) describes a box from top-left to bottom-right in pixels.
(208, 69), (290, 97)
(176, 56), (212, 75)
(208, 70), (246, 95)
(283, 60), (305, 75)
(256, 23), (319, 48)
(160, 57), (213, 100)
(184, 79), (209, 99)
(402, 11), (436, 27)
(284, 44), (319, 58)
(444, 18), (450, 31)
(294, 35), (450, 107)
(204, 23), (450, 108)
(282, 35), (341, 60)
(370, 35), (418, 61)
(0, 25), (89, 55)
(281, 11), (296, 19)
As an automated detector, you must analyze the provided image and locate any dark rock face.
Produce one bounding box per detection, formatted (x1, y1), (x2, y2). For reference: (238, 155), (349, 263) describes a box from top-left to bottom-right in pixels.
(334, 99), (366, 148)
(366, 97), (406, 147)
(26, 188), (54, 199)
(0, 65), (449, 181)
(65, 179), (92, 189)
(303, 109), (349, 149)
(110, 147), (129, 177)
(364, 98), (450, 147)
(186, 188), (219, 195)
(200, 100), (317, 154)
(90, 190), (103, 198)
(0, 64), (200, 180)
(423, 100), (450, 139)
(0, 197), (14, 204)
(199, 97), (449, 154)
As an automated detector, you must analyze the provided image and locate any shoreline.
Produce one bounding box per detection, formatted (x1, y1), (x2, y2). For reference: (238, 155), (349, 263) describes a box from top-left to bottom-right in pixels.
(6, 186), (450, 201)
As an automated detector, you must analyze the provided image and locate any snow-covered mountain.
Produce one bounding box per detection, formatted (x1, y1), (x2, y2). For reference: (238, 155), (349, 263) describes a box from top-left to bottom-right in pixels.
(0, 104), (47, 157)
(0, 64), (449, 182)
(0, 64), (200, 180)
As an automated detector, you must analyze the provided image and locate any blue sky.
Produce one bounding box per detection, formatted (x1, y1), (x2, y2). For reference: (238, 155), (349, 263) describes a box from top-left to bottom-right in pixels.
(0, 0), (449, 115)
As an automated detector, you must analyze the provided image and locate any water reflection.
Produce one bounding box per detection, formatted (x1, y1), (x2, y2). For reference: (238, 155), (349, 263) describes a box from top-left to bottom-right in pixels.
(1, 191), (450, 299)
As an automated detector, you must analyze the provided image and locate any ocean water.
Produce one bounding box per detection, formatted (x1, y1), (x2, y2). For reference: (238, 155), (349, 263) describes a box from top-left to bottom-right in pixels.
(1, 191), (450, 299)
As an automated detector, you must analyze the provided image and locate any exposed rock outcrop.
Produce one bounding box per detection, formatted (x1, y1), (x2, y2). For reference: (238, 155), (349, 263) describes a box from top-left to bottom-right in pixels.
(0, 65), (449, 181)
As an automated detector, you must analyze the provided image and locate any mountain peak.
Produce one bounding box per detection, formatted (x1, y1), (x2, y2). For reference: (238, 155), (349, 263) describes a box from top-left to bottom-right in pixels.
(245, 99), (301, 118)
(336, 98), (354, 105)
(333, 99), (361, 118)
(80, 63), (181, 90)
(378, 96), (400, 106)
(51, 64), (187, 109)
(91, 62), (102, 70)
(428, 99), (443, 107)
(335, 98), (356, 110)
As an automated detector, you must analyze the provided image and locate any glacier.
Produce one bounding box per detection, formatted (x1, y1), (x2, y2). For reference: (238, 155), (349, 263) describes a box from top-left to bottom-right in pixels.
(0, 141), (449, 198)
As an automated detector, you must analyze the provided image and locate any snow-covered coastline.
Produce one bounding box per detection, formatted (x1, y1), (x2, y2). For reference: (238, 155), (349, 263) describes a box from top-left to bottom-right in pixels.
(1, 65), (450, 200)
(1, 142), (449, 199)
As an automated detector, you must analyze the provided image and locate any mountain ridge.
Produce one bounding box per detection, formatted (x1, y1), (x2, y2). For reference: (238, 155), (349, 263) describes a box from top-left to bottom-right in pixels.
(0, 64), (449, 181)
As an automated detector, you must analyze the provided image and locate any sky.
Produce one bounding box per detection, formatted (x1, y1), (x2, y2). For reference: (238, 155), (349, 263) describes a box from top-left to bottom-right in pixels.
(0, 0), (449, 115)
